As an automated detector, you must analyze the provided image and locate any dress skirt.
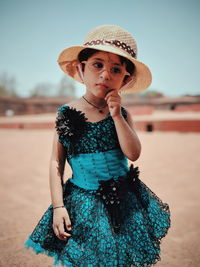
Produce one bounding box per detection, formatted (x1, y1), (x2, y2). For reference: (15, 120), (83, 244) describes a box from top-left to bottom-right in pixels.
(24, 175), (171, 267)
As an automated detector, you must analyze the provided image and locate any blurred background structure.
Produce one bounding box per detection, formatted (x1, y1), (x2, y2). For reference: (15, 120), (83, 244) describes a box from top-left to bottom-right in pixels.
(1, 0), (200, 98)
(0, 0), (200, 132)
(0, 93), (200, 132)
(0, 1), (200, 266)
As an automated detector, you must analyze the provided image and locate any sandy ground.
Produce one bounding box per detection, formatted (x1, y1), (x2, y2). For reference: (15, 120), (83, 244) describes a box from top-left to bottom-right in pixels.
(0, 129), (200, 267)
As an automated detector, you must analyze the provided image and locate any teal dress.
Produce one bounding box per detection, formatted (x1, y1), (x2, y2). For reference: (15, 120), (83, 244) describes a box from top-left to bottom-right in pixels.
(24, 105), (171, 267)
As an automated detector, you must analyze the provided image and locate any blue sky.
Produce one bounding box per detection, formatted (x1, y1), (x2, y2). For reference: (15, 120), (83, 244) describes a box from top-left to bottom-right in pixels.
(0, 0), (200, 97)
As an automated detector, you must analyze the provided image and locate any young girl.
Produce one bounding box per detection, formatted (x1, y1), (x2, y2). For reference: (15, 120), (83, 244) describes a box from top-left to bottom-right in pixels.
(24, 25), (171, 267)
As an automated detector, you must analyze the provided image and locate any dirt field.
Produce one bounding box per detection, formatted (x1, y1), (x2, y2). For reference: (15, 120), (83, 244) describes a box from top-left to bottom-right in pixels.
(0, 129), (200, 267)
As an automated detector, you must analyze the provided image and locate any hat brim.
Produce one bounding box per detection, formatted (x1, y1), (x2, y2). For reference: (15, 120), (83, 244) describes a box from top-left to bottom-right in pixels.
(57, 45), (152, 93)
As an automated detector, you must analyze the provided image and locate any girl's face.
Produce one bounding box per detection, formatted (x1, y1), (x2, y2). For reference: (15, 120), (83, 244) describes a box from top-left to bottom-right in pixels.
(82, 51), (130, 98)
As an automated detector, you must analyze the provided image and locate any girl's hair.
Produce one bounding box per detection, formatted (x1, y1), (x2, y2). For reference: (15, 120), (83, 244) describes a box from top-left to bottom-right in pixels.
(78, 48), (135, 78)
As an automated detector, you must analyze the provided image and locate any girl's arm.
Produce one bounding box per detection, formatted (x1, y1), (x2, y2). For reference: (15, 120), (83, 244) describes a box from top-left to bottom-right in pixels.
(112, 110), (141, 161)
(105, 90), (141, 161)
(49, 131), (72, 241)
(49, 131), (66, 208)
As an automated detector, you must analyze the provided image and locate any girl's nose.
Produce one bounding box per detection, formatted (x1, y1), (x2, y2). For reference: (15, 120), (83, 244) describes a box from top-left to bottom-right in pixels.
(99, 68), (111, 80)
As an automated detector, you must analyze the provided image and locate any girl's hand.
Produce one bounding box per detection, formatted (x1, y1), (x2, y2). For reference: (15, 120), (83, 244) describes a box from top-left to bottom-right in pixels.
(52, 207), (72, 241)
(104, 90), (122, 118)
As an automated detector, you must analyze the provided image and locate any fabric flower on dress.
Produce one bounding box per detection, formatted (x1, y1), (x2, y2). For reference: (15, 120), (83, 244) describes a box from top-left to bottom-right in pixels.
(97, 164), (140, 233)
(55, 106), (88, 156)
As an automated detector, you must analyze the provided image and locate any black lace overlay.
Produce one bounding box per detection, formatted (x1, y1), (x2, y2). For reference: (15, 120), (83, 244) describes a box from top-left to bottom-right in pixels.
(56, 105), (128, 158)
(25, 164), (171, 267)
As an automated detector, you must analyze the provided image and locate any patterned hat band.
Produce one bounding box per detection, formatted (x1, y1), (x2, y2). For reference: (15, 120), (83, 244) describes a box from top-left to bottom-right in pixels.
(83, 39), (137, 59)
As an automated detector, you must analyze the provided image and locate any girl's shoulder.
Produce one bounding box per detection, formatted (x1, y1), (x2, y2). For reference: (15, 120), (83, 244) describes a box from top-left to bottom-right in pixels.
(58, 99), (82, 110)
(57, 99), (84, 115)
(64, 99), (83, 109)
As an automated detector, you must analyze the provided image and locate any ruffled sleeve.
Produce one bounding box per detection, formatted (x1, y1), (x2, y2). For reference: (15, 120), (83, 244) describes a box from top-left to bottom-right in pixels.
(55, 105), (88, 156)
(56, 106), (69, 147)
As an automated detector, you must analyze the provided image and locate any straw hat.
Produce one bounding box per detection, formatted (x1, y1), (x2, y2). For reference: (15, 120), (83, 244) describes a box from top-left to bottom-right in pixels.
(58, 25), (152, 93)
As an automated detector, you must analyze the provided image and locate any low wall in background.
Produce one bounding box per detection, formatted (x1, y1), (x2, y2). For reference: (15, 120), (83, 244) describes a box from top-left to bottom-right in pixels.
(0, 118), (199, 132)
(135, 120), (200, 132)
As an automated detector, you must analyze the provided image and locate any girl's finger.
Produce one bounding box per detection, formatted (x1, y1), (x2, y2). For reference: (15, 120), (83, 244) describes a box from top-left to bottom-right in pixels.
(53, 225), (59, 237)
(57, 231), (70, 240)
(104, 90), (116, 100)
(106, 92), (120, 99)
(108, 102), (120, 109)
(54, 225), (64, 240)
(59, 221), (71, 238)
(106, 96), (120, 103)
(64, 217), (72, 231)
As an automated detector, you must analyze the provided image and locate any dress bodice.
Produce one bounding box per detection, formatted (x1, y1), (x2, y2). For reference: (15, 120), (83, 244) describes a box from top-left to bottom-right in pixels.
(56, 105), (129, 190)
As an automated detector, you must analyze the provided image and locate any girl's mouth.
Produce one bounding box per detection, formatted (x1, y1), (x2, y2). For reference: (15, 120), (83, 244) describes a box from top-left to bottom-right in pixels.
(96, 83), (109, 89)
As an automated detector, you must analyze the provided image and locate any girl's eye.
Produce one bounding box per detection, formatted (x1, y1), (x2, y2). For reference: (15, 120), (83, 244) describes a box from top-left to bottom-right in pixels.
(112, 67), (122, 74)
(93, 62), (103, 69)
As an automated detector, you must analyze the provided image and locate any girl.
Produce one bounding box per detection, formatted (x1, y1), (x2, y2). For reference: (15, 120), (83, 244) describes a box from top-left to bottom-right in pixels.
(24, 25), (171, 267)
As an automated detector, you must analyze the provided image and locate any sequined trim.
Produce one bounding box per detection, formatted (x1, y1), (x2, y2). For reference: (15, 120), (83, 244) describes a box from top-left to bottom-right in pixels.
(84, 39), (136, 59)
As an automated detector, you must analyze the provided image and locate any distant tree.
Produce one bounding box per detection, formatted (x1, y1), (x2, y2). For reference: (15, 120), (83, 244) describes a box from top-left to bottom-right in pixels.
(0, 86), (7, 96)
(140, 89), (164, 98)
(29, 75), (77, 98)
(30, 82), (55, 97)
(0, 72), (18, 97)
(122, 91), (141, 99)
(57, 75), (76, 97)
